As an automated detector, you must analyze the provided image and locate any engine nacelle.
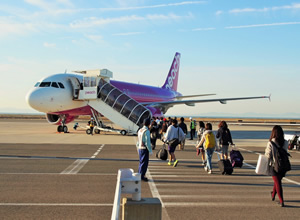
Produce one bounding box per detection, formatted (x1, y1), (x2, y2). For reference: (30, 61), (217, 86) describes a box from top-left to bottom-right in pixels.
(46, 114), (76, 125)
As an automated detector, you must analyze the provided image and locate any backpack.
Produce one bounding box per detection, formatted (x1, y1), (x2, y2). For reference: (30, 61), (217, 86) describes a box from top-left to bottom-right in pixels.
(205, 132), (215, 149)
(271, 141), (291, 175)
(220, 128), (231, 145)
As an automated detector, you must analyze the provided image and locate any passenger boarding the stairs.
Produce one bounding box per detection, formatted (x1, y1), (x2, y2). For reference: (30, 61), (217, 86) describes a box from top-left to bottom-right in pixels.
(164, 119), (185, 167)
(196, 123), (218, 174)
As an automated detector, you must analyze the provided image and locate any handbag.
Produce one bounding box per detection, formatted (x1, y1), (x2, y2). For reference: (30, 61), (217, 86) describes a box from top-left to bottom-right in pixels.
(255, 154), (272, 175)
(168, 127), (180, 147)
(156, 144), (168, 160)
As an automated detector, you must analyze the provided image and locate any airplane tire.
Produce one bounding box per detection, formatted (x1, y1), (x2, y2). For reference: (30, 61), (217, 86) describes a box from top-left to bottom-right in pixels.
(57, 125), (63, 132)
(95, 129), (100, 134)
(63, 126), (68, 133)
(120, 130), (127, 136)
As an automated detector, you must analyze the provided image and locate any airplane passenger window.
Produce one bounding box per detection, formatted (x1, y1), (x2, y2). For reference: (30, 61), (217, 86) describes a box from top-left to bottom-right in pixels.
(51, 82), (59, 88)
(34, 82), (40, 87)
(58, 82), (65, 89)
(40, 82), (51, 87)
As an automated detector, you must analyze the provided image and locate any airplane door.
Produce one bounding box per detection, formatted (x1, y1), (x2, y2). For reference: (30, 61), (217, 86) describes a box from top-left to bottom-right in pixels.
(68, 77), (81, 99)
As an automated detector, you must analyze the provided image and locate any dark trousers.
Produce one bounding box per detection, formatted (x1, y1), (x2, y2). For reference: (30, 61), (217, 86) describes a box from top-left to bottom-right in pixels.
(150, 138), (157, 150)
(272, 175), (284, 204)
(138, 149), (149, 179)
(190, 129), (195, 140)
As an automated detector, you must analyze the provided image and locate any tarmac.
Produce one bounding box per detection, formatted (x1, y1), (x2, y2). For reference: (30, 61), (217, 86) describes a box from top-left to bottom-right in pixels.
(0, 118), (300, 219)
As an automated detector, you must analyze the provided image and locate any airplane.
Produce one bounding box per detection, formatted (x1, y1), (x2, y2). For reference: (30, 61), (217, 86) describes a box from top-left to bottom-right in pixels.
(26, 52), (270, 134)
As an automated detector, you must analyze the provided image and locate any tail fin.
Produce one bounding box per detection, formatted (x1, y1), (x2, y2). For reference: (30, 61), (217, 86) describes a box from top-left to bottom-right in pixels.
(162, 52), (181, 91)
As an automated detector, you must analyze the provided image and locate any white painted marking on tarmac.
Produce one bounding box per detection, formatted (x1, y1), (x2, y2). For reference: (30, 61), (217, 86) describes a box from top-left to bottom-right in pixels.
(0, 203), (112, 207)
(163, 202), (270, 207)
(60, 144), (104, 174)
(133, 136), (171, 220)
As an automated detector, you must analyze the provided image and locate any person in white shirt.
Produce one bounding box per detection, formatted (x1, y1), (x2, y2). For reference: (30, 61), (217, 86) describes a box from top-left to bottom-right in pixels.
(137, 118), (153, 181)
(164, 119), (185, 167)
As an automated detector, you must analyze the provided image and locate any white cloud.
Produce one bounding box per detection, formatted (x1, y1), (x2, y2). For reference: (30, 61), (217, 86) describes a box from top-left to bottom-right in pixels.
(215, 10), (223, 16)
(225, 21), (300, 29)
(0, 17), (36, 38)
(192, 27), (215, 31)
(103, 1), (206, 11)
(25, 0), (74, 10)
(229, 3), (300, 14)
(70, 13), (192, 29)
(25, 0), (53, 10)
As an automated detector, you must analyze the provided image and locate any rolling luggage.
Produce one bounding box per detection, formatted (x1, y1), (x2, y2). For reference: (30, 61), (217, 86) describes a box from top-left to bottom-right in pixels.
(156, 144), (168, 160)
(217, 153), (233, 175)
(230, 149), (244, 168)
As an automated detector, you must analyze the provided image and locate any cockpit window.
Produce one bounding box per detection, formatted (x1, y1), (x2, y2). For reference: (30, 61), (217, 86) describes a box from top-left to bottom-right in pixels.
(51, 82), (59, 88)
(40, 82), (51, 87)
(58, 82), (65, 89)
(34, 82), (40, 87)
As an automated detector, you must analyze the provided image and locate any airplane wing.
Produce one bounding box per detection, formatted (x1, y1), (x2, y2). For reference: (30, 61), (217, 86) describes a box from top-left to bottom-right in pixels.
(175, 94), (216, 99)
(143, 95), (270, 112)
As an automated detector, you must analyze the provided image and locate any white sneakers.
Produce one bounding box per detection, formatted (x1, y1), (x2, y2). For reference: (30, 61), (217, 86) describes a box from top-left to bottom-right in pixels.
(204, 166), (212, 174)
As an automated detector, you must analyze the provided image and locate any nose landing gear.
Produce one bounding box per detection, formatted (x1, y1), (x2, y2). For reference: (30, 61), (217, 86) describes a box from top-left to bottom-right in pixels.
(57, 115), (68, 133)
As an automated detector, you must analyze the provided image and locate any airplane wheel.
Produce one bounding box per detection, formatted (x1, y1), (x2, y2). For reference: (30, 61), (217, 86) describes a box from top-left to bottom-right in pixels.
(86, 129), (92, 135)
(57, 125), (63, 132)
(63, 126), (68, 133)
(95, 129), (100, 134)
(120, 130), (127, 136)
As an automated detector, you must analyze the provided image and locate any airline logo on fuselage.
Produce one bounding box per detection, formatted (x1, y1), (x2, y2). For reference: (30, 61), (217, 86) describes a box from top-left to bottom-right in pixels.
(165, 53), (180, 90)
(85, 91), (96, 95)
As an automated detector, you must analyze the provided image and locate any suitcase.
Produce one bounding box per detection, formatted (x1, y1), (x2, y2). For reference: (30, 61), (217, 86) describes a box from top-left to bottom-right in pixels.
(230, 149), (244, 168)
(217, 159), (233, 175)
(156, 145), (168, 160)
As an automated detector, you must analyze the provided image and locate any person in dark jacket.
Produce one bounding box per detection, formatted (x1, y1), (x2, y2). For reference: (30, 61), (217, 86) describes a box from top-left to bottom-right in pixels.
(149, 120), (159, 150)
(178, 117), (187, 150)
(265, 125), (289, 207)
(216, 121), (233, 160)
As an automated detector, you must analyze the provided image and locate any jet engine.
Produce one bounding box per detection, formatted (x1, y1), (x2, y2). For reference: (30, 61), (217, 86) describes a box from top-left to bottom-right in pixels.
(46, 113), (76, 125)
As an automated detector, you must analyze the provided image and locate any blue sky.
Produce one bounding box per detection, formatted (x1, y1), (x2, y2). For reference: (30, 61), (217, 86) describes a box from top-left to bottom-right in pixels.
(0, 0), (300, 117)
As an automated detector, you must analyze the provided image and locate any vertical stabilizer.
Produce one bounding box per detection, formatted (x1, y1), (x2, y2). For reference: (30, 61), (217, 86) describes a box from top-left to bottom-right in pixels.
(162, 52), (180, 91)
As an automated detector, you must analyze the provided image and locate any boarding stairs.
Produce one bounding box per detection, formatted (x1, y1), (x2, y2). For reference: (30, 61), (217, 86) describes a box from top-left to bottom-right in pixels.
(72, 69), (152, 134)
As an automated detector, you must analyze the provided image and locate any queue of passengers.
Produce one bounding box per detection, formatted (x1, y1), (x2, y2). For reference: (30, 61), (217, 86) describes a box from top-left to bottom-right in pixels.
(148, 116), (234, 173)
(139, 117), (290, 207)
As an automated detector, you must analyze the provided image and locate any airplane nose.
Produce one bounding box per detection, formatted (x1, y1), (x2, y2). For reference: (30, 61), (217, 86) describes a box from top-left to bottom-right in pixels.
(26, 89), (44, 111)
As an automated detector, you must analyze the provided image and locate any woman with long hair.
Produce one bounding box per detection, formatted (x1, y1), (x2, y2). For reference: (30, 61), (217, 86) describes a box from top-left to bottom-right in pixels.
(265, 125), (289, 207)
(216, 121), (233, 160)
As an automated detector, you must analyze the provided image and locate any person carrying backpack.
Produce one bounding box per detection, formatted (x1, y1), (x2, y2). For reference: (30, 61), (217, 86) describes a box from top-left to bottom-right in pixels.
(265, 125), (290, 207)
(196, 123), (217, 174)
(216, 121), (233, 160)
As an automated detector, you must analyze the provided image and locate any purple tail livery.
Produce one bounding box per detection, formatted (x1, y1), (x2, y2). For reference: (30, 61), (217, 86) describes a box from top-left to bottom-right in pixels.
(162, 52), (180, 91)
